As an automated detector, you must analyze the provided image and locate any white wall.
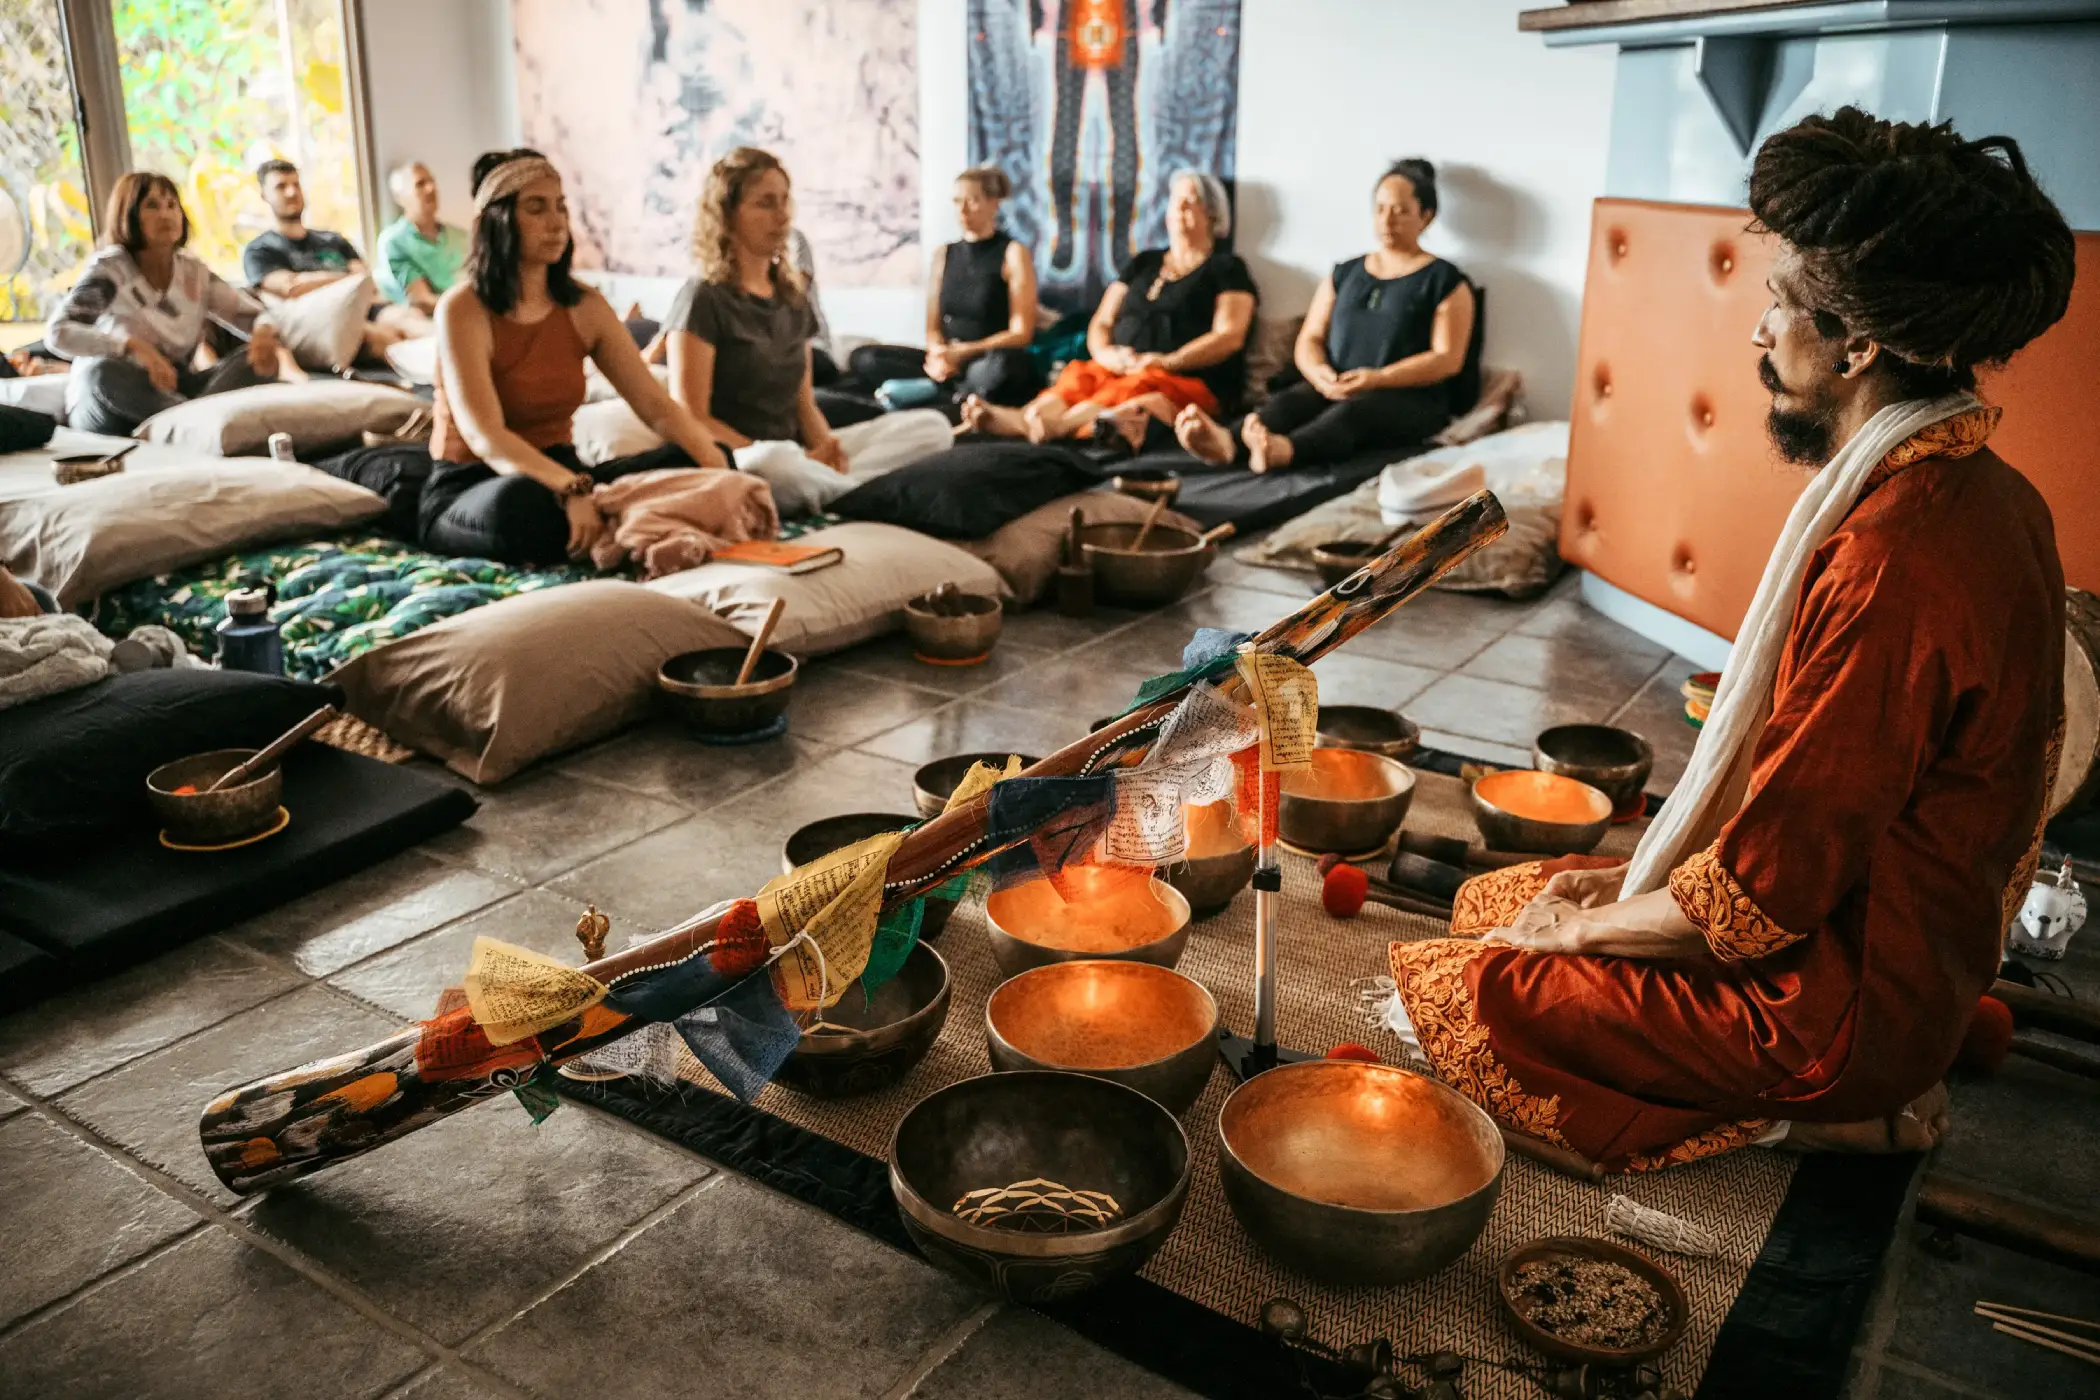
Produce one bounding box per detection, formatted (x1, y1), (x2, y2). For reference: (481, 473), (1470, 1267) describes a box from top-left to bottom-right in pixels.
(359, 0), (518, 233)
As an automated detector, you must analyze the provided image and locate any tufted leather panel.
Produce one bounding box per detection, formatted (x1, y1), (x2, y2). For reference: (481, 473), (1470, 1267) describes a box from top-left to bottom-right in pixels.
(1562, 198), (2100, 641)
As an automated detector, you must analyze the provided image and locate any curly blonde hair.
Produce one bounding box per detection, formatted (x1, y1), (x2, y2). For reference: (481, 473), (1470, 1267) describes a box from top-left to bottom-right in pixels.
(692, 147), (805, 303)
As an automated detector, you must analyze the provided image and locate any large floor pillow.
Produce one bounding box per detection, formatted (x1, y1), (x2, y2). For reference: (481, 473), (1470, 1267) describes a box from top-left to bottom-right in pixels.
(0, 455), (385, 606)
(828, 440), (1105, 539)
(646, 521), (1009, 656)
(263, 273), (379, 371)
(963, 489), (1200, 607)
(137, 380), (425, 458)
(332, 579), (749, 784)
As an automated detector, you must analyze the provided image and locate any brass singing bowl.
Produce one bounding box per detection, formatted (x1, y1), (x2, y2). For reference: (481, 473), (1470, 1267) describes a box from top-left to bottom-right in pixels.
(1497, 1236), (1689, 1364)
(1161, 800), (1256, 916)
(781, 813), (954, 941)
(659, 646), (797, 736)
(1310, 538), (1381, 588)
(983, 870), (1192, 978)
(1316, 705), (1421, 760)
(889, 1070), (1192, 1302)
(1110, 467), (1181, 504)
(146, 749), (283, 846)
(1471, 769), (1613, 856)
(1278, 748), (1417, 855)
(1078, 521), (1216, 608)
(912, 751), (1043, 821)
(904, 590), (1004, 663)
(984, 961), (1220, 1116)
(775, 942), (951, 1099)
(1533, 724), (1653, 820)
(1217, 1059), (1505, 1284)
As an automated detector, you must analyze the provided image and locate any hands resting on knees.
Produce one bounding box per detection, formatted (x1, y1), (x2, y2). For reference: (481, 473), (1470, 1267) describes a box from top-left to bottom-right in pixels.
(1486, 860), (1709, 961)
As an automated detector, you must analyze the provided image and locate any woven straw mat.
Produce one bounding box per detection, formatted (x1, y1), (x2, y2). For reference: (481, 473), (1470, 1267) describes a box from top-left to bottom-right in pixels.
(653, 770), (1796, 1397)
(314, 713), (416, 764)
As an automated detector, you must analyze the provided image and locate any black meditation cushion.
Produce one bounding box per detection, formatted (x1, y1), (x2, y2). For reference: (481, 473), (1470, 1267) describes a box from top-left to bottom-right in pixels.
(0, 402), (57, 454)
(0, 667), (342, 840)
(829, 441), (1106, 539)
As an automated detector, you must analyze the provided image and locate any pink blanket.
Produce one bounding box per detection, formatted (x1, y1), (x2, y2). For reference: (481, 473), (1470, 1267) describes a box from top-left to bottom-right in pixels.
(589, 468), (780, 577)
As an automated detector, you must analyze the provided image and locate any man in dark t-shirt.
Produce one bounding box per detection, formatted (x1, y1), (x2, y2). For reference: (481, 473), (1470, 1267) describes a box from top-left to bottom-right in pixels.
(245, 159), (431, 354)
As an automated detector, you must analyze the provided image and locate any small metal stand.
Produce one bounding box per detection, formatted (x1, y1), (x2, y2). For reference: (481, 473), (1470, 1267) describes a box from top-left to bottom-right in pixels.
(558, 906), (630, 1084)
(1217, 769), (1315, 1082)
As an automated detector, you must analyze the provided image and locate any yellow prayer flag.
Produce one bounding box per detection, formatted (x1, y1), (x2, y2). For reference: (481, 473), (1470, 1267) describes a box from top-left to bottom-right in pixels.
(1236, 653), (1318, 771)
(757, 829), (908, 1011)
(461, 937), (609, 1046)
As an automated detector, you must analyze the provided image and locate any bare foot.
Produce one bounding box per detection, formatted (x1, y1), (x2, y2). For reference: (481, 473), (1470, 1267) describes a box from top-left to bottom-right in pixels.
(1022, 404), (1055, 444)
(963, 396), (1030, 438)
(1175, 404), (1234, 465)
(1095, 406), (1147, 452)
(1784, 1083), (1950, 1154)
(1244, 417), (1295, 474)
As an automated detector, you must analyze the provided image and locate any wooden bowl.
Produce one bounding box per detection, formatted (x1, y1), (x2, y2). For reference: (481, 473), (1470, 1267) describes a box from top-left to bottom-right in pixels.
(1496, 1235), (1689, 1364)
(1533, 725), (1652, 819)
(985, 960), (1219, 1115)
(1471, 770), (1613, 855)
(1078, 521), (1216, 608)
(659, 647), (797, 736)
(1279, 749), (1417, 855)
(904, 590), (1004, 664)
(983, 869), (1192, 978)
(1316, 705), (1421, 760)
(775, 942), (951, 1099)
(912, 752), (1041, 820)
(781, 813), (954, 941)
(146, 749), (283, 846)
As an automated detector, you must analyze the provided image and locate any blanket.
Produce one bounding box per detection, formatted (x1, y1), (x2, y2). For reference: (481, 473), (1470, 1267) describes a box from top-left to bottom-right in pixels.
(590, 467), (779, 577)
(0, 613), (198, 710)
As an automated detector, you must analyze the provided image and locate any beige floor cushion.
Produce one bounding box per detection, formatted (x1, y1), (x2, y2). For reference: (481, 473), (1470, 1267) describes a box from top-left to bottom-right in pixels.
(263, 274), (378, 371)
(136, 380), (425, 457)
(332, 580), (747, 785)
(646, 521), (1009, 656)
(962, 489), (1200, 607)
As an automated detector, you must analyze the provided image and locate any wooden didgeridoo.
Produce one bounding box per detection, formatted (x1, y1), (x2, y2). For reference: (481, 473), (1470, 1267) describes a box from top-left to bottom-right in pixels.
(199, 492), (1510, 1195)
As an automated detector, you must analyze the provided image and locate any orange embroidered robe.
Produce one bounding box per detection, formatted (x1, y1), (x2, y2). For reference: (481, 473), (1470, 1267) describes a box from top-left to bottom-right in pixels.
(1392, 432), (2062, 1171)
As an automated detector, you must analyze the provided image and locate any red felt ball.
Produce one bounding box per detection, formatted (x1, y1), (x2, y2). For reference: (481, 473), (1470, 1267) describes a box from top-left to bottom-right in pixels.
(1326, 1042), (1380, 1063)
(1321, 862), (1369, 918)
(1957, 995), (2014, 1073)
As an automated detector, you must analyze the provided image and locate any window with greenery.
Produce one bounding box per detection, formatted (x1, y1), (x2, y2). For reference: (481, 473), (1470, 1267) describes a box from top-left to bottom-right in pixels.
(0, 0), (94, 325)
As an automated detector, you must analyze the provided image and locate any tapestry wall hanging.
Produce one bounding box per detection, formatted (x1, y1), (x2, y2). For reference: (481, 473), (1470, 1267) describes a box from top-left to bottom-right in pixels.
(968, 0), (1243, 316)
(511, 0), (921, 287)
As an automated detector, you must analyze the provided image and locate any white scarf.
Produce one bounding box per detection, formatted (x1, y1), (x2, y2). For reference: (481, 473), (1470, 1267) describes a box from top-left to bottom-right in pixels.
(1619, 391), (1985, 897)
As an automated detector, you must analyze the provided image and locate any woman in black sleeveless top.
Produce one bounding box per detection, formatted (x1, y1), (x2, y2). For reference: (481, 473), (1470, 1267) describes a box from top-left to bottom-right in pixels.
(1178, 160), (1478, 472)
(847, 166), (1041, 407)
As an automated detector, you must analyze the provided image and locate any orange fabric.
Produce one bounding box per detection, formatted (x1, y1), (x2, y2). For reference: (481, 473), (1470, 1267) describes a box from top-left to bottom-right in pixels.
(1049, 358), (1218, 415)
(431, 305), (590, 463)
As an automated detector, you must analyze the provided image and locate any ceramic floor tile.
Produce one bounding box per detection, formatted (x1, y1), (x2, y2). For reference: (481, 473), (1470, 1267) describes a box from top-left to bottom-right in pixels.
(1310, 649), (1443, 712)
(998, 604), (1147, 653)
(853, 698), (1089, 769)
(1404, 672), (1612, 751)
(0, 1080), (24, 1120)
(330, 890), (653, 1023)
(557, 724), (833, 807)
(228, 852), (523, 977)
(425, 769), (689, 884)
(1936, 1056), (2100, 1216)
(1883, 1229), (2100, 1396)
(462, 1177), (979, 1399)
(54, 985), (403, 1204)
(783, 664), (953, 747)
(1415, 728), (1534, 769)
(0, 1226), (428, 1400)
(1608, 665), (1703, 795)
(245, 1098), (708, 1346)
(910, 1307), (1201, 1400)
(1208, 551), (1322, 600)
(1344, 589), (1526, 671)
(1164, 583), (1317, 637)
(0, 1112), (200, 1327)
(976, 652), (1164, 724)
(0, 938), (303, 1097)
(1460, 630), (1665, 715)
(823, 632), (1055, 699)
(393, 1367), (523, 1400)
(1514, 593), (1673, 660)
(1860, 1359), (1993, 1399)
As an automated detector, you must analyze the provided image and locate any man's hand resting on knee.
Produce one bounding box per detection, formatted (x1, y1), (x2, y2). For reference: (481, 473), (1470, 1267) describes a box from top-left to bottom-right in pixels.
(1491, 878), (1708, 961)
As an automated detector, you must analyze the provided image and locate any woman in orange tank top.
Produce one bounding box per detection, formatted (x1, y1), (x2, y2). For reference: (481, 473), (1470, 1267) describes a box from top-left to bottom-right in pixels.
(423, 150), (727, 564)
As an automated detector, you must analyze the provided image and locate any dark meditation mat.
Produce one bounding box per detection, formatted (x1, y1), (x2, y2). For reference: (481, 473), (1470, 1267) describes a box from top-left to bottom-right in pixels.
(560, 767), (1913, 1400)
(1122, 445), (1396, 534)
(0, 744), (476, 1005)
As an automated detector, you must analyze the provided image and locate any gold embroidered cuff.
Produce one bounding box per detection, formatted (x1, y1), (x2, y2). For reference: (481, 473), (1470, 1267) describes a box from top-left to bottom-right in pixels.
(1669, 845), (1804, 963)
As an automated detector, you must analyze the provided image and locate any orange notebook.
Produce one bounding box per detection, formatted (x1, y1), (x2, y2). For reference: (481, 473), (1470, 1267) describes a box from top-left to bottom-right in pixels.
(713, 539), (844, 575)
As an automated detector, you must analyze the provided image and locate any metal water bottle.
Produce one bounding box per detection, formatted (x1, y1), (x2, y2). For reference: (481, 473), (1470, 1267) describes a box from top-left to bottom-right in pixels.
(215, 587), (284, 675)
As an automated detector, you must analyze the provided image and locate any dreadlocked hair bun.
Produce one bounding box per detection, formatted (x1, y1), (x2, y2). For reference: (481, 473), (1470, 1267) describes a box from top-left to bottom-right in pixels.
(1748, 106), (2075, 374)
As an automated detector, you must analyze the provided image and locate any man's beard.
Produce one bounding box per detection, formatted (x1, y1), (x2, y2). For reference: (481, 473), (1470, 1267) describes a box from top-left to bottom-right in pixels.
(1760, 354), (1838, 466)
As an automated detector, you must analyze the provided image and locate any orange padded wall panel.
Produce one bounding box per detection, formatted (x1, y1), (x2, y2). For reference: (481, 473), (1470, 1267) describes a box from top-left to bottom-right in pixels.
(1562, 199), (2100, 642)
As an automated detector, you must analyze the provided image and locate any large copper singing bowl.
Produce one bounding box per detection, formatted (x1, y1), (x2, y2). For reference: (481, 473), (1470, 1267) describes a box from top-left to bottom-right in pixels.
(1078, 521), (1216, 608)
(775, 942), (951, 1099)
(1217, 1060), (1505, 1284)
(983, 870), (1193, 978)
(912, 752), (1043, 821)
(1278, 748), (1417, 855)
(889, 1070), (1191, 1302)
(659, 646), (797, 735)
(1533, 724), (1653, 819)
(781, 813), (952, 941)
(984, 961), (1220, 1115)
(1471, 769), (1613, 855)
(1161, 800), (1256, 916)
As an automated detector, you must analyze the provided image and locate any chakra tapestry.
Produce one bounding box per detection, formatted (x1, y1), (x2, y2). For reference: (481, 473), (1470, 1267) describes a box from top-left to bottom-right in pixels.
(511, 0), (920, 286)
(967, 0), (1242, 315)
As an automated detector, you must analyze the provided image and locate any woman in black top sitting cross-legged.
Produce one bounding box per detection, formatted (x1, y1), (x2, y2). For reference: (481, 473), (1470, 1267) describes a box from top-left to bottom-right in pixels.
(1177, 159), (1476, 473)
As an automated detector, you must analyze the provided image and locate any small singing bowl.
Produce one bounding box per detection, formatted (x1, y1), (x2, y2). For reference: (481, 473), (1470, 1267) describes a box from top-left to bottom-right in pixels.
(1278, 748), (1417, 856)
(1497, 1236), (1689, 1365)
(1310, 538), (1381, 589)
(889, 1069), (1192, 1302)
(904, 590), (1004, 664)
(1471, 770), (1613, 856)
(146, 749), (283, 846)
(1079, 521), (1216, 609)
(781, 813), (953, 941)
(985, 961), (1220, 1116)
(983, 868), (1192, 978)
(775, 941), (951, 1099)
(1533, 724), (1653, 819)
(1217, 1059), (1505, 1285)
(1110, 467), (1181, 504)
(1316, 705), (1421, 760)
(659, 647), (798, 736)
(1162, 800), (1256, 916)
(911, 752), (1041, 820)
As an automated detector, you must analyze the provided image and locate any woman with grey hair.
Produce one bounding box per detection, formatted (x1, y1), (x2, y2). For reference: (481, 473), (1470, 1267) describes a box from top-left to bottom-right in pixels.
(963, 168), (1255, 450)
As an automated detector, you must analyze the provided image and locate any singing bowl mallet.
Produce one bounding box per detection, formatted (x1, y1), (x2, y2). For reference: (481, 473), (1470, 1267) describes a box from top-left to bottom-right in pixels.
(207, 705), (339, 792)
(735, 597), (787, 686)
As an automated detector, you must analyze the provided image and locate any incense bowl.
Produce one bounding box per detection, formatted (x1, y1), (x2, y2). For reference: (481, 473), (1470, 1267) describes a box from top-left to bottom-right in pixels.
(1278, 749), (1417, 856)
(1217, 1060), (1504, 1284)
(983, 870), (1192, 978)
(659, 647), (797, 737)
(1496, 1236), (1689, 1365)
(1161, 800), (1257, 916)
(1471, 770), (1613, 855)
(1078, 521), (1215, 608)
(890, 1070), (1191, 1302)
(1533, 724), (1652, 820)
(904, 590), (1004, 664)
(781, 813), (953, 941)
(776, 942), (951, 1099)
(1316, 705), (1421, 761)
(146, 748), (282, 846)
(912, 751), (1042, 820)
(985, 961), (1220, 1116)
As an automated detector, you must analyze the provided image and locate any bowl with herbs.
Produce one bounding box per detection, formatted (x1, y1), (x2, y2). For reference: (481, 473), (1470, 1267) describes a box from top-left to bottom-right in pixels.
(1497, 1236), (1688, 1364)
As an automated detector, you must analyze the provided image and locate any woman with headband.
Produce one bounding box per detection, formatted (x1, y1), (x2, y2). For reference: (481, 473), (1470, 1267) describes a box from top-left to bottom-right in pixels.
(422, 150), (729, 564)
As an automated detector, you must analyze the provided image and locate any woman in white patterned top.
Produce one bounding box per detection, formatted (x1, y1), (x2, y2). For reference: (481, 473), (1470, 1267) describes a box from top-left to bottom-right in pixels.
(46, 172), (286, 436)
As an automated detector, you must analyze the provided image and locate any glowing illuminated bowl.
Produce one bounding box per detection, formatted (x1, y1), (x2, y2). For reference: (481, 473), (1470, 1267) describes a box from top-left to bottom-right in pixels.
(1161, 800), (1256, 916)
(1471, 769), (1613, 856)
(1217, 1059), (1505, 1284)
(983, 870), (1192, 979)
(890, 1070), (1191, 1302)
(985, 961), (1220, 1115)
(776, 942), (951, 1099)
(1278, 748), (1417, 856)
(1533, 724), (1653, 821)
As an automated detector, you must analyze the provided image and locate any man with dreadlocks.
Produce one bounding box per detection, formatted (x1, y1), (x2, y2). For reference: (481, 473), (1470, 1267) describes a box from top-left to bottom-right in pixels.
(1387, 107), (2076, 1170)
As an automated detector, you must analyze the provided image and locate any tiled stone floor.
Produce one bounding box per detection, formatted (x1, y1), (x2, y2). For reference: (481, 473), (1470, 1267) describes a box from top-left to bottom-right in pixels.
(0, 555), (2090, 1398)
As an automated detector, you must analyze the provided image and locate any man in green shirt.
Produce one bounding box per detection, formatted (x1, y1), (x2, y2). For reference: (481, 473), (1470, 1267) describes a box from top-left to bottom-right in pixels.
(375, 162), (467, 313)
